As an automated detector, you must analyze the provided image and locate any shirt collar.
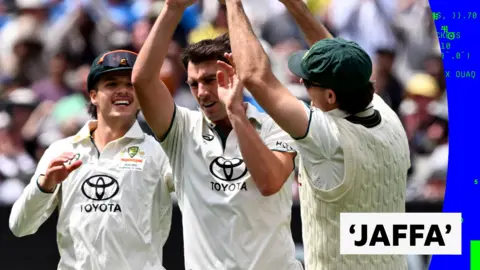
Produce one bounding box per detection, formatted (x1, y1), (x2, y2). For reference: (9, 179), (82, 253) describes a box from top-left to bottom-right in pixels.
(326, 102), (375, 119)
(200, 102), (264, 128)
(72, 120), (144, 144)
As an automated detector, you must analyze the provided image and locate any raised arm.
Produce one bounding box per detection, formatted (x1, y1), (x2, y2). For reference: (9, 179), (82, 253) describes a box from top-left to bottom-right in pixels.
(280, 0), (333, 46)
(216, 61), (296, 196)
(132, 0), (194, 140)
(224, 0), (309, 139)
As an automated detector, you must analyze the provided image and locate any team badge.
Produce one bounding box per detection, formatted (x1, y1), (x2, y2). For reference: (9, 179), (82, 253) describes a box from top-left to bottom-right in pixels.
(127, 146), (139, 158)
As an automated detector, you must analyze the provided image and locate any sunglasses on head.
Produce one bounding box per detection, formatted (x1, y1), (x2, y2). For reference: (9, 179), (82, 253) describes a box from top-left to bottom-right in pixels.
(302, 79), (323, 89)
(97, 50), (138, 68)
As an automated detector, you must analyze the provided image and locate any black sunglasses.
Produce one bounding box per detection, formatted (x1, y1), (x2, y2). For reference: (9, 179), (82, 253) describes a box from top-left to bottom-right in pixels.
(97, 50), (138, 68)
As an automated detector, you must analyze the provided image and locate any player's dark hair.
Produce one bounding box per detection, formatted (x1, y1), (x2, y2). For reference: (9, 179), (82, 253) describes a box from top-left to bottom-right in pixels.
(181, 33), (231, 69)
(88, 85), (98, 119)
(333, 82), (375, 115)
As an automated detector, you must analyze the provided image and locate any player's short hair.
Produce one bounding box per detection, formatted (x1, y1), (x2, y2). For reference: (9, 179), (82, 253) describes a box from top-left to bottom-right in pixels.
(333, 82), (375, 115)
(181, 33), (231, 69)
(88, 85), (98, 119)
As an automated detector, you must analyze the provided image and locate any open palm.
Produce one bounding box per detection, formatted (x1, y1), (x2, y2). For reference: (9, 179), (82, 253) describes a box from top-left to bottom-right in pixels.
(216, 60), (244, 111)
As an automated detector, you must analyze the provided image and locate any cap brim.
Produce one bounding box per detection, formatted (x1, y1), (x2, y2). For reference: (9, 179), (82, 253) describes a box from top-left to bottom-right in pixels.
(288, 50), (309, 79)
(96, 67), (133, 77)
(88, 67), (133, 92)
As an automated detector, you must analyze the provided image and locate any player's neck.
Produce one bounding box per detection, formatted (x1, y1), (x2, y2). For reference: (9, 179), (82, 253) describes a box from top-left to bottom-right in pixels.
(212, 103), (247, 132)
(214, 117), (233, 133)
(92, 116), (134, 151)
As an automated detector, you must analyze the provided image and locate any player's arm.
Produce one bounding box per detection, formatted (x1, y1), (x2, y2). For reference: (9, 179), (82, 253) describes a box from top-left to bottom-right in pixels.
(132, 1), (193, 140)
(224, 0), (309, 139)
(9, 145), (81, 237)
(217, 64), (296, 196)
(228, 107), (296, 196)
(279, 0), (333, 46)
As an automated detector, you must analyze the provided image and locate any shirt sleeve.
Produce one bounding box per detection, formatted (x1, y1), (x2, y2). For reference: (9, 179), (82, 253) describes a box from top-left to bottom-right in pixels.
(295, 104), (340, 159)
(9, 142), (61, 237)
(159, 105), (194, 202)
(263, 117), (297, 154)
(159, 105), (192, 160)
(294, 104), (345, 192)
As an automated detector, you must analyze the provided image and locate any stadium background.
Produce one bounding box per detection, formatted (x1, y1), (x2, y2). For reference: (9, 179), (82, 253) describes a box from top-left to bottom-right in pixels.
(0, 0), (447, 269)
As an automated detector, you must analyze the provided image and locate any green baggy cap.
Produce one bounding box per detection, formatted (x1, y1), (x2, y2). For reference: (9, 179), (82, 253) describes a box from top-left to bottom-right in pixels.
(288, 38), (372, 90)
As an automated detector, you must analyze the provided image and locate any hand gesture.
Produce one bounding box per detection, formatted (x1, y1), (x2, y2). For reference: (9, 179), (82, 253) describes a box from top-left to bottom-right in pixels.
(38, 152), (82, 192)
(165, 0), (196, 9)
(216, 53), (244, 111)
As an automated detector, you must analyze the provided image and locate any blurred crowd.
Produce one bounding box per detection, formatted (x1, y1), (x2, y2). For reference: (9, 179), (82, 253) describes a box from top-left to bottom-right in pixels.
(0, 0), (447, 210)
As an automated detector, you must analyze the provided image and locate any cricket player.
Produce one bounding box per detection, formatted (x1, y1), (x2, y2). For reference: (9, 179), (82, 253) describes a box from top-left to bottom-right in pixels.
(9, 50), (173, 270)
(131, 0), (302, 269)
(222, 0), (410, 269)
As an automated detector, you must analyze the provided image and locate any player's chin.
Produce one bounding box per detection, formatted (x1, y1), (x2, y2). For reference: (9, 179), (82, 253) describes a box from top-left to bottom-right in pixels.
(207, 103), (227, 119)
(208, 111), (228, 122)
(110, 108), (137, 119)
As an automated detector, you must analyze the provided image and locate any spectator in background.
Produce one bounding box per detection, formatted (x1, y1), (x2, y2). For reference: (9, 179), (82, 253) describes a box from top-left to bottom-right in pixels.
(374, 48), (404, 114)
(326, 0), (397, 59)
(0, 111), (35, 205)
(400, 73), (440, 149)
(131, 18), (153, 52)
(270, 38), (309, 103)
(391, 0), (439, 85)
(0, 90), (37, 205)
(1, 14), (47, 83)
(261, 9), (305, 48)
(104, 0), (142, 32)
(188, 4), (227, 44)
(31, 51), (73, 102)
(423, 54), (447, 97)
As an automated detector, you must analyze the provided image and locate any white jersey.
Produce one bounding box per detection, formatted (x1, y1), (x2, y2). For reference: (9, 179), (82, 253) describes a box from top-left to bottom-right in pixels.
(9, 121), (173, 270)
(295, 94), (409, 270)
(161, 103), (302, 270)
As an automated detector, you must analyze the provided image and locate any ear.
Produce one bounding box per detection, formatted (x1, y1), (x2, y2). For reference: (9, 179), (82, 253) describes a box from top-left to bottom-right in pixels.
(326, 89), (336, 104)
(90, 90), (98, 106)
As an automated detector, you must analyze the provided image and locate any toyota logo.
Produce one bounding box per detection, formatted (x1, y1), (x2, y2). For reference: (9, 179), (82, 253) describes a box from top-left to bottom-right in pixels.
(209, 157), (248, 181)
(202, 134), (214, 141)
(81, 175), (120, 201)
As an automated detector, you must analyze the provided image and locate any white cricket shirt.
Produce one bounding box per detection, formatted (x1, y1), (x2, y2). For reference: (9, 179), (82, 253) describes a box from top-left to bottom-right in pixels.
(9, 120), (173, 270)
(161, 103), (302, 270)
(295, 94), (409, 270)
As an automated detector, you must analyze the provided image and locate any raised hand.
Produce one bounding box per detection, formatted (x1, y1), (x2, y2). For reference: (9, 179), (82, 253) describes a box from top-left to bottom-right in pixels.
(165, 0), (196, 9)
(216, 53), (244, 112)
(38, 152), (82, 192)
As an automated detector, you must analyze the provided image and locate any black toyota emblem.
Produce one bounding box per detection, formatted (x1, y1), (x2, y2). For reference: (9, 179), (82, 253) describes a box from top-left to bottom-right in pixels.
(209, 157), (248, 181)
(202, 134), (214, 141)
(81, 175), (119, 201)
